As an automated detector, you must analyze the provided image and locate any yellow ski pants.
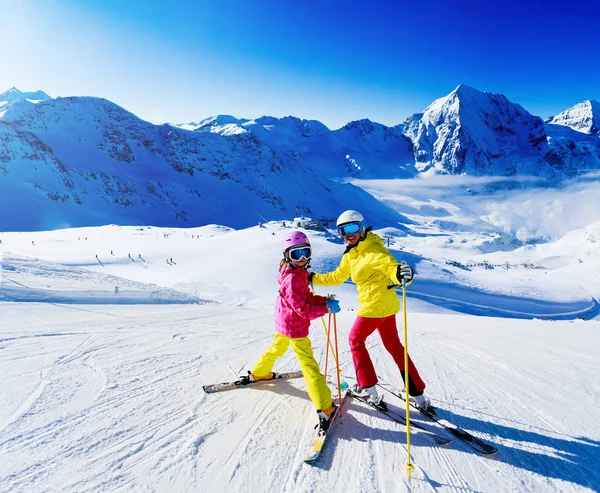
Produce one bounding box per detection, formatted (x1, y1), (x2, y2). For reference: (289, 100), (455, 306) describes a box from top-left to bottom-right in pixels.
(252, 333), (332, 410)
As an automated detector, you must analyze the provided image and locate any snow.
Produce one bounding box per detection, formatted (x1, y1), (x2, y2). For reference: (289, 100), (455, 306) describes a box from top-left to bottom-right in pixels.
(0, 87), (51, 108)
(548, 100), (600, 135)
(1, 196), (600, 492)
(1, 85), (600, 492)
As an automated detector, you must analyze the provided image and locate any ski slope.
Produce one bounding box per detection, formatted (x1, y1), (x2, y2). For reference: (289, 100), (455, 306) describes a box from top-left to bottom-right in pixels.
(1, 216), (599, 493)
(1, 302), (599, 493)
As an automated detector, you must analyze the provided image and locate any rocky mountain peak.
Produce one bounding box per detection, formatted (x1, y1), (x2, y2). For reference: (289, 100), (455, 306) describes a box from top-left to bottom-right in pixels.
(547, 100), (600, 135)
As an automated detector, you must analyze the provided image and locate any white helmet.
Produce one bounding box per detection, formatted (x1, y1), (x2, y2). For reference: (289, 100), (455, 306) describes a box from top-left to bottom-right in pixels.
(336, 210), (366, 238)
(336, 210), (364, 228)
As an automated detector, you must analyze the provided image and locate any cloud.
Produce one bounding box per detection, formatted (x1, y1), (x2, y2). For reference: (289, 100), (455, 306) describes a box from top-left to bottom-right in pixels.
(349, 172), (600, 241)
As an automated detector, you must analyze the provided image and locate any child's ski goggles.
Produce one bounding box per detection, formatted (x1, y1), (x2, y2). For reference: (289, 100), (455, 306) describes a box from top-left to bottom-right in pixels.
(337, 221), (362, 237)
(288, 245), (311, 262)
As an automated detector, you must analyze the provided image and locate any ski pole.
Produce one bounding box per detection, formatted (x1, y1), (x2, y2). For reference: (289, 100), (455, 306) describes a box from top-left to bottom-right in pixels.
(402, 279), (415, 479)
(312, 286), (341, 379)
(332, 313), (344, 417)
(324, 313), (332, 376)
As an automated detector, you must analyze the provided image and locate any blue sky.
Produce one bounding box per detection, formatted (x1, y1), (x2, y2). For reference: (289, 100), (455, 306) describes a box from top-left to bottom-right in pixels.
(2, 0), (599, 129)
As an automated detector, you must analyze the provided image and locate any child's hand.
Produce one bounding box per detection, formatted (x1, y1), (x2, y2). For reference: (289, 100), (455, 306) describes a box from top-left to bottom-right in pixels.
(326, 299), (341, 314)
(327, 294), (337, 300)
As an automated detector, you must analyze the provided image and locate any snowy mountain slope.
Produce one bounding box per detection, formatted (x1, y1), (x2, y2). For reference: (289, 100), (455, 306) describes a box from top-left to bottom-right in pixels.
(401, 85), (600, 178)
(170, 115), (250, 135)
(2, 85), (600, 233)
(0, 87), (51, 113)
(1, 216), (598, 317)
(1, 175), (599, 493)
(1, 220), (599, 492)
(0, 120), (82, 227)
(543, 122), (600, 175)
(0, 96), (405, 232)
(169, 114), (415, 179)
(332, 119), (416, 178)
(1, 302), (598, 493)
(0, 253), (200, 304)
(402, 85), (549, 176)
(547, 100), (600, 135)
(194, 115), (250, 135)
(238, 115), (416, 179)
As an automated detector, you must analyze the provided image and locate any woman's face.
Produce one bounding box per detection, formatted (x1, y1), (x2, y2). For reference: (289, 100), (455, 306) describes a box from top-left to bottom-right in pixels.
(344, 232), (360, 246)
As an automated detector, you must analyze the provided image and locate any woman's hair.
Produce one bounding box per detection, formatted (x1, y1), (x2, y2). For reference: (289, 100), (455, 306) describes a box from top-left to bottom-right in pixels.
(279, 257), (289, 271)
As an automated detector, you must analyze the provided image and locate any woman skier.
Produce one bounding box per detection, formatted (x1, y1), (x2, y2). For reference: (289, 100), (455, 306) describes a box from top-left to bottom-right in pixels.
(241, 231), (341, 430)
(309, 210), (429, 410)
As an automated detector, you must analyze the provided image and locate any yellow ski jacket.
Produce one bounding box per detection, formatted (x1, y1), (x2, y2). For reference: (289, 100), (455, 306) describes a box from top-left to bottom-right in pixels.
(312, 232), (411, 318)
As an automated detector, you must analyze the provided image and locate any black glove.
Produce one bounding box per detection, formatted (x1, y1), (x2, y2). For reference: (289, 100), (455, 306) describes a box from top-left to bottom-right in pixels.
(396, 262), (414, 282)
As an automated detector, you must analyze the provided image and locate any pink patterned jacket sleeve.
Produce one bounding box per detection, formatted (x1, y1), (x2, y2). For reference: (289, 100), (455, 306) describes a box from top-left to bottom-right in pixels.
(275, 267), (329, 338)
(286, 271), (329, 320)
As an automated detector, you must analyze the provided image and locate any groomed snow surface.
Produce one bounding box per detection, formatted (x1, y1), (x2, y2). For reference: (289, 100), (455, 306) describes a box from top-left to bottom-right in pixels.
(1, 212), (599, 492)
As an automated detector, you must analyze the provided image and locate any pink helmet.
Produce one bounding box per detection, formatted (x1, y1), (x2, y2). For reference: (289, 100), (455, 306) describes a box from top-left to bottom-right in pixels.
(282, 230), (310, 254)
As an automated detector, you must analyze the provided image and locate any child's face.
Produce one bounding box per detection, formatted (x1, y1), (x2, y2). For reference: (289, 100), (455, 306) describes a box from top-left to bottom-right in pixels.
(291, 258), (309, 268)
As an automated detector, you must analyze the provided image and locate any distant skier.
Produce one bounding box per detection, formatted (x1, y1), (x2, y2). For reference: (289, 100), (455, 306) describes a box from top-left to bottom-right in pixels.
(309, 210), (428, 410)
(239, 231), (340, 431)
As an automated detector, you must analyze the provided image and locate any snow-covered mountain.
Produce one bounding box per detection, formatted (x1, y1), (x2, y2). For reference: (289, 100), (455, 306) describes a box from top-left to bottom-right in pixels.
(401, 85), (600, 178)
(402, 85), (545, 175)
(0, 87), (51, 113)
(170, 115), (250, 135)
(547, 100), (600, 135)
(0, 94), (404, 231)
(1, 85), (599, 232)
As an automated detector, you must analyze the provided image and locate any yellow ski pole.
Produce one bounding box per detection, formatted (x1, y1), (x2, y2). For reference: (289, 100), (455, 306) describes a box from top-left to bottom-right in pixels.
(402, 279), (415, 479)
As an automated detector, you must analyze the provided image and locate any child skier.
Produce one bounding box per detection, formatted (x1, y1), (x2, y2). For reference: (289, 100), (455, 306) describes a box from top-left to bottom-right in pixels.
(240, 230), (341, 430)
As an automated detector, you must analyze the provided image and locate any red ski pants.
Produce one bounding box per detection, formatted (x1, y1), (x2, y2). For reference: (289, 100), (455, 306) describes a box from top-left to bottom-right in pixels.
(349, 314), (425, 393)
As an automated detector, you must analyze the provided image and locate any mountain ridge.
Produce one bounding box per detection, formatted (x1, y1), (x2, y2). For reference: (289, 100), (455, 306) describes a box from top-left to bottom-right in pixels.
(1, 85), (599, 231)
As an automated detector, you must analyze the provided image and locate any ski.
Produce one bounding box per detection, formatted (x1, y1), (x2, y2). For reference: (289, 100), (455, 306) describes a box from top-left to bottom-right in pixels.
(348, 390), (451, 446)
(376, 379), (498, 456)
(202, 370), (303, 394)
(304, 388), (349, 463)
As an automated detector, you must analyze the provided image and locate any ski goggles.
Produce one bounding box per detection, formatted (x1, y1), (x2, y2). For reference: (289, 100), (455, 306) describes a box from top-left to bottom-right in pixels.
(337, 221), (362, 238)
(288, 245), (312, 262)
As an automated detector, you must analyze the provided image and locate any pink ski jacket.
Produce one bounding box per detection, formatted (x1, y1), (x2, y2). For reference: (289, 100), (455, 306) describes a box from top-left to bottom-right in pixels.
(275, 264), (329, 339)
